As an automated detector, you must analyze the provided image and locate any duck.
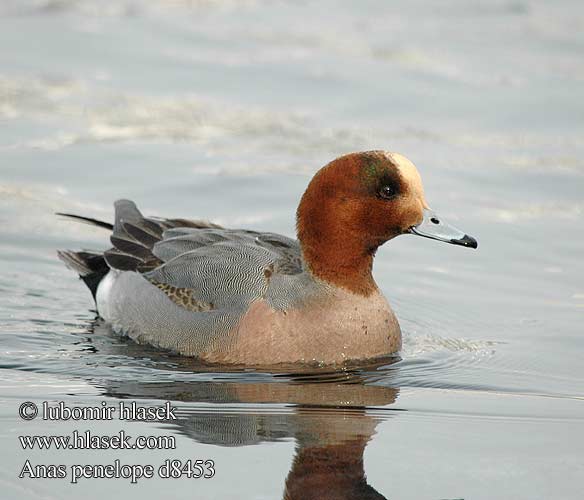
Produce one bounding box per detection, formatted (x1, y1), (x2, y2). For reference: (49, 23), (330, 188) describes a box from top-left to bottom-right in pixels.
(58, 151), (477, 366)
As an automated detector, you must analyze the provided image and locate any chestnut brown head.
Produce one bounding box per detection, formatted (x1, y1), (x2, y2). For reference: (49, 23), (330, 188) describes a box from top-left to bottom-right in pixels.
(296, 151), (477, 295)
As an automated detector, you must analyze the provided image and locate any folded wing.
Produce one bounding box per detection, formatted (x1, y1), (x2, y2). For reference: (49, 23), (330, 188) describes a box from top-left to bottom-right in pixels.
(102, 200), (303, 313)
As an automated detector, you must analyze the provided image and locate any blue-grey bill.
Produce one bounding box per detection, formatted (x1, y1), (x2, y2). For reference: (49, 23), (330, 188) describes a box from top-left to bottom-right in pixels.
(409, 209), (478, 249)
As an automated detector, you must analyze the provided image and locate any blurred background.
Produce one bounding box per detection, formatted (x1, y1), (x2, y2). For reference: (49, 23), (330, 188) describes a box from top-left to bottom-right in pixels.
(1, 1), (583, 499)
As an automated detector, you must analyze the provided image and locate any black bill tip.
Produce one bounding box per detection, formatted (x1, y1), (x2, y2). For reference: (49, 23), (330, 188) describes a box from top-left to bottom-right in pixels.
(451, 234), (478, 249)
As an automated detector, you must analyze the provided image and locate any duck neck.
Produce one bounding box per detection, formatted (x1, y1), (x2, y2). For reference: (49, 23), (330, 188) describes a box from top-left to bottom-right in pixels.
(300, 236), (377, 296)
(297, 212), (378, 297)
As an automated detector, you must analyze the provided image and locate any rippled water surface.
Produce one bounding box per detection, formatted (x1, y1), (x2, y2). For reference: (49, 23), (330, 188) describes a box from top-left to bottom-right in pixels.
(1, 1), (583, 499)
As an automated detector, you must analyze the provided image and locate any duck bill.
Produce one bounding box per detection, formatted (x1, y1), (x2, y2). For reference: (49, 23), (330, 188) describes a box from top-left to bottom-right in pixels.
(408, 209), (478, 249)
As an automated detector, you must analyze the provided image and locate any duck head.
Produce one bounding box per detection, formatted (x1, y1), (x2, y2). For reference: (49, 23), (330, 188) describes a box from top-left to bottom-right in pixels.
(296, 151), (477, 296)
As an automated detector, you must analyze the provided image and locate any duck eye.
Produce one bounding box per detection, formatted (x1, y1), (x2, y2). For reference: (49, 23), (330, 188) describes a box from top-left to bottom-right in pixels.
(379, 185), (395, 200)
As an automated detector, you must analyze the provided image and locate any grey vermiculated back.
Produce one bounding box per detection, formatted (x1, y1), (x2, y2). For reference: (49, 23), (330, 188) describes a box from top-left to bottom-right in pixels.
(153, 228), (261, 262)
(146, 242), (276, 309)
(153, 227), (301, 270)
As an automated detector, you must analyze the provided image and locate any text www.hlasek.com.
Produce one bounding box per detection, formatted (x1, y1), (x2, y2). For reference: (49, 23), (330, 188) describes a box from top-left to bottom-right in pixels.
(20, 431), (175, 450)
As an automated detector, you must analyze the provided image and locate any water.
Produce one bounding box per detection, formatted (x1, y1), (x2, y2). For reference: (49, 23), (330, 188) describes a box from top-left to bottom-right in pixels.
(1, 1), (583, 498)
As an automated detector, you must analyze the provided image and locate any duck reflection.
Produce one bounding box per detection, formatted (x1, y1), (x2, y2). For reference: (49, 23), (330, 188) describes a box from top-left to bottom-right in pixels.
(91, 321), (399, 499)
(105, 377), (397, 499)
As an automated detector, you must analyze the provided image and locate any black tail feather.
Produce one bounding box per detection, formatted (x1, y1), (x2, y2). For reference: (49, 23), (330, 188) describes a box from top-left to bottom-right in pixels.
(57, 250), (109, 299)
(56, 213), (113, 231)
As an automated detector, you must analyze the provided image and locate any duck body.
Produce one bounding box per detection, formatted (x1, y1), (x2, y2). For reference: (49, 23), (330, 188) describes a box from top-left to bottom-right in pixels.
(96, 266), (399, 365)
(58, 151), (476, 366)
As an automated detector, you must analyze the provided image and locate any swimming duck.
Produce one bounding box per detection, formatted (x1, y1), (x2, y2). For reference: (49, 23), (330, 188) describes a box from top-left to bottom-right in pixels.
(58, 151), (477, 366)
